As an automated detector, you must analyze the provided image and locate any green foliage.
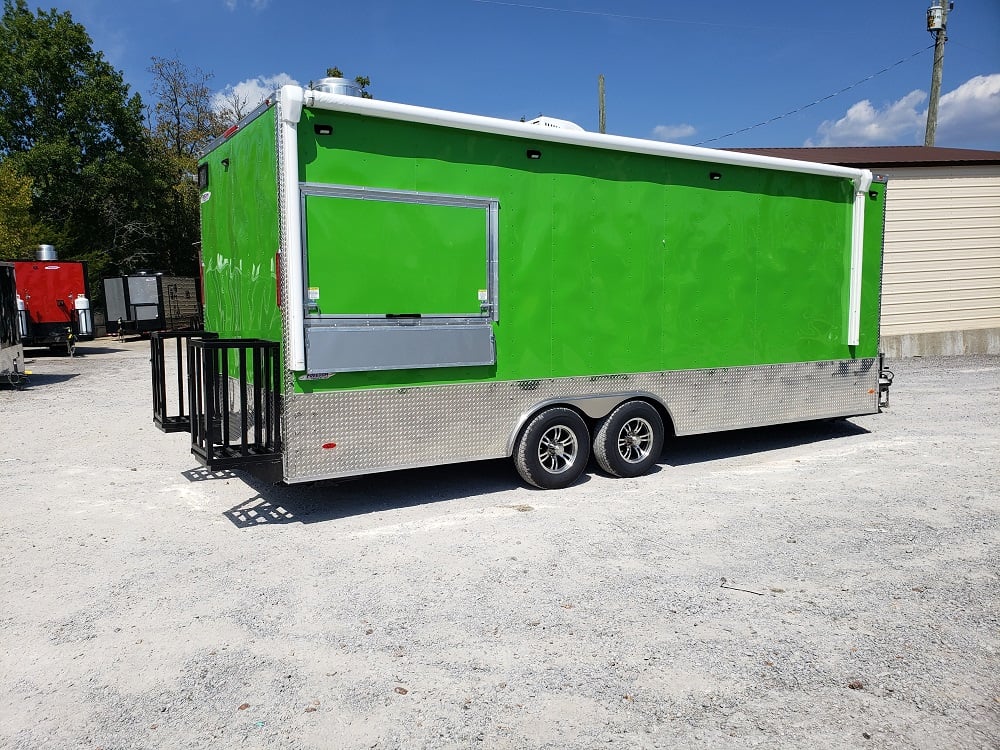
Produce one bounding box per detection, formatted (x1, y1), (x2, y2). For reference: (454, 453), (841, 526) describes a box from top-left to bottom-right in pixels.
(355, 75), (373, 100)
(146, 55), (227, 277)
(0, 0), (143, 158)
(324, 66), (374, 99)
(0, 159), (35, 259)
(0, 0), (174, 282)
(148, 56), (221, 160)
(1, 0), (375, 284)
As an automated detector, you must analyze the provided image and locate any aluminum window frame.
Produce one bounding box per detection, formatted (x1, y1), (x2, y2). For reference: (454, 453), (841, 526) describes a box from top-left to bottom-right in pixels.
(299, 183), (499, 326)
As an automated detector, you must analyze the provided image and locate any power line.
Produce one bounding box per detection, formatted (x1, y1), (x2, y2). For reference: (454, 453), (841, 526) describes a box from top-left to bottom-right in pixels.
(694, 44), (935, 146)
(469, 1), (937, 146)
(469, 0), (835, 33)
(949, 39), (998, 61)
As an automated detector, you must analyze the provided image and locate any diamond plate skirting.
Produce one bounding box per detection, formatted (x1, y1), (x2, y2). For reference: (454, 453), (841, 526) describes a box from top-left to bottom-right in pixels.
(280, 358), (878, 483)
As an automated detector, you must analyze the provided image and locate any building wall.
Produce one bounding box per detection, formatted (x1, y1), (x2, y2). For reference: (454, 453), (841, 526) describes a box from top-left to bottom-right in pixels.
(879, 164), (1000, 356)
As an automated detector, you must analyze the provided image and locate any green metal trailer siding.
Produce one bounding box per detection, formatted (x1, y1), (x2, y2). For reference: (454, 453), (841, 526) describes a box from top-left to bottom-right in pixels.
(200, 108), (282, 344)
(298, 111), (876, 376)
(187, 85), (889, 487)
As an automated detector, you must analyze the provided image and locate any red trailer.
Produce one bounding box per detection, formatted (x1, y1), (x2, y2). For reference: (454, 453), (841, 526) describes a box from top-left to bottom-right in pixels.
(13, 245), (94, 349)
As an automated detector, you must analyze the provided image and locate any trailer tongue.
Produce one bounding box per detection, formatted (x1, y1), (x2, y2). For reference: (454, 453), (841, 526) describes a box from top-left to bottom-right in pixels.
(152, 81), (892, 488)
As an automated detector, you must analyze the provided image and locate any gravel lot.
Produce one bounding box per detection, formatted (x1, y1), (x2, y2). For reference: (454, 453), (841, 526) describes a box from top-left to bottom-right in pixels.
(1, 342), (997, 750)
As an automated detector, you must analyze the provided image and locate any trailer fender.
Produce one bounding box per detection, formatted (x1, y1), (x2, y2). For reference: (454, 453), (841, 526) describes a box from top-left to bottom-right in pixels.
(505, 391), (674, 457)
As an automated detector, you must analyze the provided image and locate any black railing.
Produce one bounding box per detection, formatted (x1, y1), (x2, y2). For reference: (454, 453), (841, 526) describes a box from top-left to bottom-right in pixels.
(188, 337), (281, 470)
(151, 330), (218, 432)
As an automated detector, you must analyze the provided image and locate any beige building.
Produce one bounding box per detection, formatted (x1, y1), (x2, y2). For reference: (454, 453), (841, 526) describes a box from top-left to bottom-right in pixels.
(733, 146), (1000, 357)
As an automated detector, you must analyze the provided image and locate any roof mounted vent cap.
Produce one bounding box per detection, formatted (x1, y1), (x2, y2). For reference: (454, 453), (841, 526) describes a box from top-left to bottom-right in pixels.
(312, 77), (362, 97)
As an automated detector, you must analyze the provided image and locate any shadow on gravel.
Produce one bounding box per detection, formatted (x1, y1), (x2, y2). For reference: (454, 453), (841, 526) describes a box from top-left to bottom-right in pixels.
(24, 343), (129, 358)
(17, 372), (80, 387)
(221, 459), (520, 527)
(663, 418), (869, 467)
(213, 418), (868, 528)
(22, 348), (67, 358)
(72, 345), (132, 355)
(22, 347), (77, 359)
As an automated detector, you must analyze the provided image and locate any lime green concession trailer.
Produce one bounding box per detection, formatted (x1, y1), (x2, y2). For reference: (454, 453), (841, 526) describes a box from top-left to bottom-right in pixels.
(151, 79), (892, 489)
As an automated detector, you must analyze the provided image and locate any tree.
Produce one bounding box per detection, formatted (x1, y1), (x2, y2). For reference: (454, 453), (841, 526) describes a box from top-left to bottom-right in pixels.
(325, 66), (373, 99)
(0, 0), (162, 275)
(145, 56), (228, 277)
(213, 88), (251, 129)
(148, 56), (221, 160)
(0, 159), (34, 259)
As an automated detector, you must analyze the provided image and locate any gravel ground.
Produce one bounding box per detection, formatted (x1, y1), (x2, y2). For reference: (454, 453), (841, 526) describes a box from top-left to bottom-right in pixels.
(0, 342), (997, 750)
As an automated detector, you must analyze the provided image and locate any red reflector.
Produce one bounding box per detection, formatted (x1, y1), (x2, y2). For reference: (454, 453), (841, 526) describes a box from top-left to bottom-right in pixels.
(322, 443), (337, 450)
(222, 124), (239, 139)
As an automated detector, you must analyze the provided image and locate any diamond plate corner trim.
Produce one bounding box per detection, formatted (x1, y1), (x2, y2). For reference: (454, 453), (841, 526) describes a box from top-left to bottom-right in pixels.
(279, 358), (879, 483)
(274, 99), (296, 482)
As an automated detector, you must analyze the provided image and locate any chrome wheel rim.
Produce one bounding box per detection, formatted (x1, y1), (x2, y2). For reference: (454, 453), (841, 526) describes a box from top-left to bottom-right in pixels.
(538, 425), (579, 474)
(618, 417), (654, 463)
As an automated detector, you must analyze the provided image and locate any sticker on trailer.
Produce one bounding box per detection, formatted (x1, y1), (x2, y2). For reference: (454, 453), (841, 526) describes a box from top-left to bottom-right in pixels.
(307, 287), (320, 300)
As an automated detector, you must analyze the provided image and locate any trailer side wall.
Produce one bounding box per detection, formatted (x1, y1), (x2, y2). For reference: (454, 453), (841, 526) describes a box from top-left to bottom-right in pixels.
(292, 109), (879, 393)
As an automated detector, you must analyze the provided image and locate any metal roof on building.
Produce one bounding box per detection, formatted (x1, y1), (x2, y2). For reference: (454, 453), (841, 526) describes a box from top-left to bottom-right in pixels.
(726, 145), (1000, 168)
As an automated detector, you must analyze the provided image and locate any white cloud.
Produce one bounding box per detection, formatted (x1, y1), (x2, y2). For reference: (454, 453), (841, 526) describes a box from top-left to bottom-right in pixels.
(224, 0), (270, 10)
(807, 73), (1000, 148)
(212, 73), (298, 115)
(652, 123), (697, 141)
(807, 90), (925, 146)
(936, 74), (1000, 147)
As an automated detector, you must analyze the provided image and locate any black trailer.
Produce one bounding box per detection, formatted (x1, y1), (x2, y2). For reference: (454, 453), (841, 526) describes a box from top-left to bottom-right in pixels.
(104, 273), (202, 336)
(1, 262), (26, 387)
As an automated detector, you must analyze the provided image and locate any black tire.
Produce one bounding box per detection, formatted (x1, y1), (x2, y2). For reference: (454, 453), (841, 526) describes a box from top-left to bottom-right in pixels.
(514, 407), (591, 489)
(593, 400), (664, 478)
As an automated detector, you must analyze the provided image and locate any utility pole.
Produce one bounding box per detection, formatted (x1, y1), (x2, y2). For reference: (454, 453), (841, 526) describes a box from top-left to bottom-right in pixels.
(924, 1), (950, 147)
(598, 74), (606, 134)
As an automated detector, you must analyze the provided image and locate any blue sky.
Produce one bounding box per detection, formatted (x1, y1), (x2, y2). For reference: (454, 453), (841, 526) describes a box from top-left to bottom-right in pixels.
(35, 0), (1000, 150)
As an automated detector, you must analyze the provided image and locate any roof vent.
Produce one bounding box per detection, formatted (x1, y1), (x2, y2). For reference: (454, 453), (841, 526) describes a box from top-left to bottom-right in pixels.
(312, 77), (362, 97)
(527, 116), (585, 132)
(36, 244), (57, 261)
